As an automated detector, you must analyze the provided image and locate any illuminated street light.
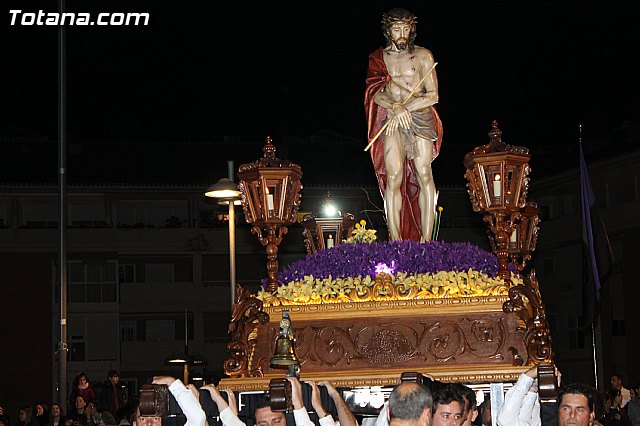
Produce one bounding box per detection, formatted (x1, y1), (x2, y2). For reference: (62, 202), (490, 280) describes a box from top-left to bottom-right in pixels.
(205, 162), (242, 306)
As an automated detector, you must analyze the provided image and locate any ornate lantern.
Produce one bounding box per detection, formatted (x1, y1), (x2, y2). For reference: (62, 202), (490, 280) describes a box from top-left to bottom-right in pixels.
(464, 121), (531, 281)
(237, 137), (303, 293)
(508, 202), (540, 270)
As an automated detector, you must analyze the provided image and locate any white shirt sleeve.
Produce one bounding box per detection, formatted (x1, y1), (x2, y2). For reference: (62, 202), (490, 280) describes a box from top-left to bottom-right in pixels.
(318, 414), (337, 426)
(373, 402), (388, 426)
(292, 408), (316, 426)
(219, 407), (246, 426)
(621, 387), (631, 408)
(496, 373), (540, 426)
(168, 379), (206, 426)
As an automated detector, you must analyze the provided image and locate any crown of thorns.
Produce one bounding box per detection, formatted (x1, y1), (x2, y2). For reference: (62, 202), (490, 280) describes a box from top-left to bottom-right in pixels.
(381, 12), (418, 28)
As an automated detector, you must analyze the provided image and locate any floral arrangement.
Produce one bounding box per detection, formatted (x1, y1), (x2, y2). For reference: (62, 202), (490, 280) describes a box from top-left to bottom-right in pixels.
(345, 220), (377, 244)
(257, 240), (520, 305)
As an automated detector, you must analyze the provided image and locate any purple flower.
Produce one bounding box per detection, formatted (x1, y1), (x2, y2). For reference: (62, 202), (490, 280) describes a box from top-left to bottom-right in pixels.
(277, 241), (513, 284)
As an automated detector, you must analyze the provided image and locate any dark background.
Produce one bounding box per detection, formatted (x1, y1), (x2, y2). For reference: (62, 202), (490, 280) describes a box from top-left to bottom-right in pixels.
(3, 1), (639, 150)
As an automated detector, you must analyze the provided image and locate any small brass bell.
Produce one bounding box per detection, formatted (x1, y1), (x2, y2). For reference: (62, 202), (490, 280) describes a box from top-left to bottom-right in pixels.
(270, 310), (299, 368)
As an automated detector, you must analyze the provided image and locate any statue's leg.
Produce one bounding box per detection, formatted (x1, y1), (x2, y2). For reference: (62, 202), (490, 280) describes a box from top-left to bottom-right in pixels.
(383, 134), (405, 241)
(413, 136), (436, 242)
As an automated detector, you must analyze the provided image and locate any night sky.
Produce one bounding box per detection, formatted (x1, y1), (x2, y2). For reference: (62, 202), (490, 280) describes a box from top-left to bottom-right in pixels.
(2, 1), (640, 149)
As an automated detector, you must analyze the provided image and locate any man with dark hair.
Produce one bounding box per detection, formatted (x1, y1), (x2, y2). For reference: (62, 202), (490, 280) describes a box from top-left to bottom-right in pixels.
(431, 385), (464, 426)
(611, 373), (631, 408)
(365, 7), (443, 242)
(254, 398), (286, 426)
(448, 384), (477, 426)
(476, 398), (490, 426)
(388, 382), (432, 426)
(556, 383), (595, 426)
(101, 370), (127, 422)
(202, 377), (335, 426)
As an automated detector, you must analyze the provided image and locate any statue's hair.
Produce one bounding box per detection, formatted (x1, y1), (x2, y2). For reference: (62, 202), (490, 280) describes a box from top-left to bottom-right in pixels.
(381, 8), (418, 53)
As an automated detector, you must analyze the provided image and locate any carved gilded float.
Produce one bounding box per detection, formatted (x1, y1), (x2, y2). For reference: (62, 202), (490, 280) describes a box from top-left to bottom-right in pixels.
(219, 268), (552, 391)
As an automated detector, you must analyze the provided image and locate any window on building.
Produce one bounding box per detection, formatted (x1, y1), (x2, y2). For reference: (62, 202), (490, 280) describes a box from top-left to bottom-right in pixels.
(121, 320), (137, 342)
(67, 261), (117, 303)
(22, 198), (57, 227)
(119, 263), (136, 283)
(69, 335), (85, 362)
(115, 200), (188, 228)
(0, 199), (9, 228)
(120, 313), (193, 342)
(146, 319), (176, 341)
(567, 315), (585, 349)
(202, 254), (263, 287)
(69, 198), (107, 227)
(145, 263), (175, 283)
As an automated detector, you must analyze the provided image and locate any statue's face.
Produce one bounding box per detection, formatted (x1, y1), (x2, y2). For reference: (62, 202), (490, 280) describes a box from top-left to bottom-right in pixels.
(389, 23), (412, 50)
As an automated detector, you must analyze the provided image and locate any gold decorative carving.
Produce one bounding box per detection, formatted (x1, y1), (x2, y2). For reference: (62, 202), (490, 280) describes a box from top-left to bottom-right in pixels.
(224, 284), (270, 377)
(264, 296), (509, 321)
(218, 365), (529, 392)
(502, 269), (553, 364)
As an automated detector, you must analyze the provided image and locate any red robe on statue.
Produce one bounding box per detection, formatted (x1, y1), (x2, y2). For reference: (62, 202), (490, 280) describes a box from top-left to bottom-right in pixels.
(364, 47), (443, 241)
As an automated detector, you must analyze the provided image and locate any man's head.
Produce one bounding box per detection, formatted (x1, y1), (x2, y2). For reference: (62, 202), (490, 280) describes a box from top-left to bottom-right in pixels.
(108, 369), (120, 385)
(254, 397), (285, 426)
(432, 385), (465, 426)
(448, 384), (477, 426)
(388, 382), (433, 426)
(381, 8), (418, 52)
(133, 409), (161, 426)
(611, 374), (623, 390)
(75, 396), (87, 411)
(557, 383), (595, 426)
(478, 398), (491, 426)
(19, 406), (33, 422)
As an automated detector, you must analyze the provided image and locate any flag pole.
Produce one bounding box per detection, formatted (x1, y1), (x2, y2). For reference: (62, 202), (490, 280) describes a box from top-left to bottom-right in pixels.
(579, 123), (598, 389)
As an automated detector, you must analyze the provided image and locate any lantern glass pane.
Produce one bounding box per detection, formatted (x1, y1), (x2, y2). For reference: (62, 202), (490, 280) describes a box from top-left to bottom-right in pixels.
(483, 164), (503, 207)
(505, 165), (522, 207)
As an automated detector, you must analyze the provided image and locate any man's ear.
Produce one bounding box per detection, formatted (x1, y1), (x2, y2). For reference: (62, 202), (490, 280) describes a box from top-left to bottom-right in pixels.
(419, 407), (431, 426)
(471, 409), (478, 422)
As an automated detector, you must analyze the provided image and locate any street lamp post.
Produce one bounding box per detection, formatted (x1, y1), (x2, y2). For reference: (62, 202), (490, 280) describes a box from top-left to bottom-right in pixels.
(205, 162), (242, 306)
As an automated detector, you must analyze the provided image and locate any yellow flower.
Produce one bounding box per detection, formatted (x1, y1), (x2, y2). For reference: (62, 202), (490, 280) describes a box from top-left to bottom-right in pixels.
(360, 219), (367, 226)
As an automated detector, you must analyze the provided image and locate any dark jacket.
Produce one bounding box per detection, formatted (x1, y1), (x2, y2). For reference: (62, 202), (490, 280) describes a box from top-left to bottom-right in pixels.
(100, 382), (127, 421)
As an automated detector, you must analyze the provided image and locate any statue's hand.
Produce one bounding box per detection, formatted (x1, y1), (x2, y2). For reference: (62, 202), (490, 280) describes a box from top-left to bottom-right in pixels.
(385, 115), (399, 136)
(392, 103), (412, 130)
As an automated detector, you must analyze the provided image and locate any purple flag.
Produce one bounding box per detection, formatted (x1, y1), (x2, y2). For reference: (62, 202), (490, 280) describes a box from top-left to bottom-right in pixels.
(579, 143), (613, 326)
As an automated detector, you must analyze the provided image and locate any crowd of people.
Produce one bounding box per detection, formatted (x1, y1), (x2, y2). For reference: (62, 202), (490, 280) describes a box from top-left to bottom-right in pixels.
(0, 370), (129, 426)
(2, 368), (640, 426)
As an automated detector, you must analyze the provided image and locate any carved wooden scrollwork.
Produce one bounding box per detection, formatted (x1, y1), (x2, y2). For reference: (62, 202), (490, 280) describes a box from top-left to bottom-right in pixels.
(503, 269), (553, 365)
(273, 316), (508, 371)
(224, 283), (270, 377)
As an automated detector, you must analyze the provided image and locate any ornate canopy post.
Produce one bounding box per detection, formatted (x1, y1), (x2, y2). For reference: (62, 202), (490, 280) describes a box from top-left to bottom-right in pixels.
(464, 121), (532, 281)
(237, 137), (303, 293)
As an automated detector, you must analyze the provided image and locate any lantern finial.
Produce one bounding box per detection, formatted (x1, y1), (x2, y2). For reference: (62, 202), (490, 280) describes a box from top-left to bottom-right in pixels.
(263, 136), (276, 160)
